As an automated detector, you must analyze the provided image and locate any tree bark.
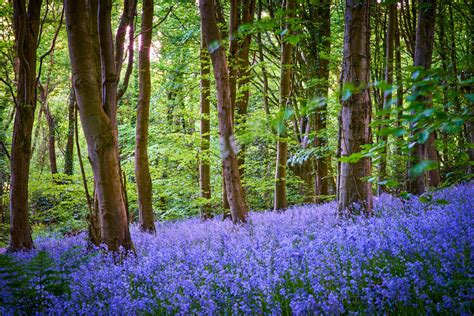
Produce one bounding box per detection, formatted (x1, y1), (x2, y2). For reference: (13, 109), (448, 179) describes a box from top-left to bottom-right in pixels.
(408, 0), (439, 194)
(135, 0), (155, 233)
(235, 0), (256, 179)
(38, 83), (58, 175)
(200, 23), (212, 220)
(9, 0), (42, 251)
(115, 0), (137, 91)
(44, 102), (57, 175)
(64, 86), (75, 175)
(394, 9), (405, 188)
(338, 0), (373, 215)
(378, 3), (396, 194)
(199, 0), (249, 223)
(307, 0), (331, 203)
(65, 0), (132, 251)
(274, 0), (294, 211)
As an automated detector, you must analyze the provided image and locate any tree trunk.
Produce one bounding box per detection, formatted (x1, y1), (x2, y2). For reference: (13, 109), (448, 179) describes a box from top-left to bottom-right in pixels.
(199, 0), (249, 223)
(338, 0), (373, 215)
(228, 0), (239, 122)
(64, 86), (75, 175)
(394, 10), (405, 189)
(378, 3), (396, 194)
(0, 93), (8, 225)
(75, 105), (99, 245)
(135, 0), (155, 233)
(235, 0), (256, 179)
(308, 0), (331, 203)
(274, 0), (294, 211)
(65, 0), (132, 251)
(200, 23), (212, 220)
(38, 84), (58, 175)
(9, 0), (42, 251)
(408, 0), (439, 194)
(44, 103), (57, 175)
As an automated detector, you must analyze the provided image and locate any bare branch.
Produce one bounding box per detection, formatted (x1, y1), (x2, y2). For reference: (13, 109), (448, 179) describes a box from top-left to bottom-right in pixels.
(0, 78), (17, 107)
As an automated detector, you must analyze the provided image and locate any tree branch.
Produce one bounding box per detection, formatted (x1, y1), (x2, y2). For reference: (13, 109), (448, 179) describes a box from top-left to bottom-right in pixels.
(0, 78), (18, 107)
(134, 5), (174, 40)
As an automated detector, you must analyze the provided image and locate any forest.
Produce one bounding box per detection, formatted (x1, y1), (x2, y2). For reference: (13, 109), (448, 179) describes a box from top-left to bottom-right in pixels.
(0, 0), (472, 313)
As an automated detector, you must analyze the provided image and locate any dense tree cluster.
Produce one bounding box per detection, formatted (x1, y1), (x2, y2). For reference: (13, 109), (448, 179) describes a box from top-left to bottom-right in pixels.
(0, 0), (471, 251)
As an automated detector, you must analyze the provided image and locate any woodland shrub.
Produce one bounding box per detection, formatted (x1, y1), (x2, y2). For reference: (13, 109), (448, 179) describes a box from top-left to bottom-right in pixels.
(28, 173), (89, 236)
(0, 183), (472, 314)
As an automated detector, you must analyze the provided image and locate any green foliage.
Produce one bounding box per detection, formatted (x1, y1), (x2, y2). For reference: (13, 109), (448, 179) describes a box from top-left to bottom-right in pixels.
(29, 173), (89, 236)
(0, 0), (471, 237)
(0, 251), (71, 313)
(271, 107), (294, 136)
(409, 160), (439, 178)
(288, 146), (329, 167)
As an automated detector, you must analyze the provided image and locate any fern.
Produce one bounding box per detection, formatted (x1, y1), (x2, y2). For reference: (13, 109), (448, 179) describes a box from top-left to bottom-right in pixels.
(0, 250), (71, 313)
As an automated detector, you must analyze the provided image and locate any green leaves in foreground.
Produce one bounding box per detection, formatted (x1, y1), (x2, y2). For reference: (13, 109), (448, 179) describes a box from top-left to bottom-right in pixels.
(0, 251), (71, 313)
(271, 107), (294, 136)
(409, 160), (438, 178)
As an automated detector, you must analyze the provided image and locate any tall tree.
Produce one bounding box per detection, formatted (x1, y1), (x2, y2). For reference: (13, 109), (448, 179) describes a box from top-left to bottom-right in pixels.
(64, 0), (133, 251)
(394, 7), (405, 186)
(38, 51), (60, 177)
(233, 0), (256, 177)
(199, 0), (249, 223)
(135, 0), (155, 233)
(9, 0), (42, 251)
(378, 2), (396, 194)
(307, 0), (331, 203)
(274, 0), (295, 211)
(199, 21), (212, 219)
(63, 86), (75, 175)
(337, 0), (373, 214)
(408, 0), (439, 194)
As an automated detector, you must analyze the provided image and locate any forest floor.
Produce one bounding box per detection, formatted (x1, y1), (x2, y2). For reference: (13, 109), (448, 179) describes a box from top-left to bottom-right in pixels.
(1, 183), (473, 314)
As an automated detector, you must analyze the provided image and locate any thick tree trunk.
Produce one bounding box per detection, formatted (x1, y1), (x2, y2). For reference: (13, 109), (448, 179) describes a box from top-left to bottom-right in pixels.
(65, 0), (132, 251)
(199, 0), (249, 223)
(408, 0), (439, 194)
(1, 91), (9, 225)
(274, 0), (294, 211)
(378, 3), (396, 194)
(135, 0), (155, 233)
(9, 0), (42, 251)
(223, 0), (237, 216)
(64, 86), (75, 175)
(200, 25), (212, 220)
(338, 0), (373, 215)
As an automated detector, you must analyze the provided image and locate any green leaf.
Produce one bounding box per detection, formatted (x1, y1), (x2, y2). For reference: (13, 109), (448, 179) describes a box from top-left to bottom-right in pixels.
(400, 192), (411, 199)
(409, 160), (438, 177)
(464, 93), (474, 103)
(435, 199), (449, 205)
(286, 35), (300, 45)
(341, 83), (355, 101)
(417, 130), (429, 144)
(339, 152), (364, 163)
(378, 127), (405, 137)
(419, 196), (431, 203)
(207, 40), (221, 54)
